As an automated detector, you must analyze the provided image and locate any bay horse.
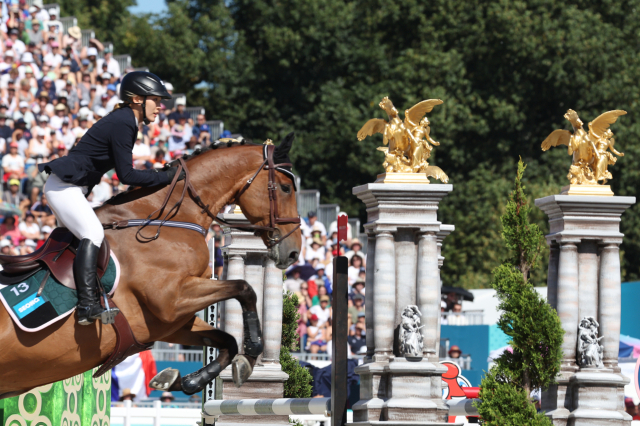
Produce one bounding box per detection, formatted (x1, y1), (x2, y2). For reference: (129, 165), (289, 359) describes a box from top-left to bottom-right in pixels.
(0, 135), (301, 399)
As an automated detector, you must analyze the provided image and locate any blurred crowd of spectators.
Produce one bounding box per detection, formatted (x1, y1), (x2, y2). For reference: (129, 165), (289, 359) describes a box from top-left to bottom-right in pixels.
(0, 0), (215, 255)
(283, 211), (367, 357)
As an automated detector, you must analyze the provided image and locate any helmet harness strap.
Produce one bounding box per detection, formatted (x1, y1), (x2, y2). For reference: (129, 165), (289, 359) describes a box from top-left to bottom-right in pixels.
(141, 96), (150, 125)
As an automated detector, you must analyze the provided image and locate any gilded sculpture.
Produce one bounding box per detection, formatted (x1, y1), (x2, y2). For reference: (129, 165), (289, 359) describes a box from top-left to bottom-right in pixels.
(541, 109), (626, 190)
(358, 97), (448, 183)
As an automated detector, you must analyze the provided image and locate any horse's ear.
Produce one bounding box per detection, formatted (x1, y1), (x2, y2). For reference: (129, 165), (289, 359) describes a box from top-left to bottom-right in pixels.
(275, 132), (295, 157)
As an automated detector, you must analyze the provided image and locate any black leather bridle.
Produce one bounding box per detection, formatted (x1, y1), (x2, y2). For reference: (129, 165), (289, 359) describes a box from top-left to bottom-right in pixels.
(110, 144), (301, 247)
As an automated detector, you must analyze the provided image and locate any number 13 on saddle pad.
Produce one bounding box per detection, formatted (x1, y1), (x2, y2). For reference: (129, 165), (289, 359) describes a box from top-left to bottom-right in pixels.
(0, 255), (119, 332)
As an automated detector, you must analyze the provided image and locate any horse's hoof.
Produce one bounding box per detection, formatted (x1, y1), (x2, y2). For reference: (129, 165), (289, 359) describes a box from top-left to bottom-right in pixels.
(149, 368), (182, 391)
(231, 355), (253, 388)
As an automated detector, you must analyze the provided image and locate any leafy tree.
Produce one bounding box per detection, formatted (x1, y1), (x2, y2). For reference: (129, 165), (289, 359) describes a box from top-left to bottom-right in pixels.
(107, 0), (640, 287)
(57, 0), (135, 44)
(476, 160), (563, 424)
(280, 291), (312, 398)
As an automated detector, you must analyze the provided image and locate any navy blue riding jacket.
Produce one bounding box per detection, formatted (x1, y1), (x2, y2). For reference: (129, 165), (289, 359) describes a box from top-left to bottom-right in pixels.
(39, 106), (171, 191)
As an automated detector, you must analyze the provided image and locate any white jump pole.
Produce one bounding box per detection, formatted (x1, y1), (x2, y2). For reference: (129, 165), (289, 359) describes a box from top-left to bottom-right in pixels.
(201, 397), (480, 419)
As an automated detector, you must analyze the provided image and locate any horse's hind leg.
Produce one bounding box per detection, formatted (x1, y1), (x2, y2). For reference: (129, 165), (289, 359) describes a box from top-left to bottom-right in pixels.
(149, 317), (238, 395)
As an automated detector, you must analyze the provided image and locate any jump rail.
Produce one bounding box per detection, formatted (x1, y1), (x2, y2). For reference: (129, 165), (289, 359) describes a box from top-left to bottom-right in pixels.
(202, 397), (480, 418)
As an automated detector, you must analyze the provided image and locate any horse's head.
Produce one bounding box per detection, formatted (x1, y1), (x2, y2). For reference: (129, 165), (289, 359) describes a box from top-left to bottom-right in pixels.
(236, 133), (302, 269)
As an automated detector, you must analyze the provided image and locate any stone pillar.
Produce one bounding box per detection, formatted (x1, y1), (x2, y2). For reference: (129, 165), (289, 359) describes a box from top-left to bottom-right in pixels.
(224, 254), (246, 349)
(435, 225), (455, 359)
(374, 230), (396, 361)
(547, 243), (560, 310)
(536, 194), (635, 426)
(417, 232), (439, 361)
(394, 228), (417, 356)
(365, 231), (376, 361)
(350, 182), (457, 426)
(557, 241), (579, 369)
(599, 243), (622, 370)
(218, 212), (289, 426)
(578, 241), (599, 321)
(262, 258), (284, 364)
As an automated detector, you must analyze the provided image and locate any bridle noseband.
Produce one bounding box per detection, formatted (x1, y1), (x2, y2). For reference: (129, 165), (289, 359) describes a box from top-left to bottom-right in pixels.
(128, 144), (301, 248)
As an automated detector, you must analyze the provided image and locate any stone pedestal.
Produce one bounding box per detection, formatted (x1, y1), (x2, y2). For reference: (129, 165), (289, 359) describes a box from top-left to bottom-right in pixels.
(349, 183), (459, 426)
(217, 212), (289, 426)
(536, 194), (635, 426)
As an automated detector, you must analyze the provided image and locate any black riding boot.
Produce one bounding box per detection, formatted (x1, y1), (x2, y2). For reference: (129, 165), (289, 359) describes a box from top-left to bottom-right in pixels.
(75, 238), (106, 325)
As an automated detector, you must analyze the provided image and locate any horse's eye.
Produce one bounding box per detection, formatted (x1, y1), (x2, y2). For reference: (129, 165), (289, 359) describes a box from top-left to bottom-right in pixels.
(281, 184), (291, 194)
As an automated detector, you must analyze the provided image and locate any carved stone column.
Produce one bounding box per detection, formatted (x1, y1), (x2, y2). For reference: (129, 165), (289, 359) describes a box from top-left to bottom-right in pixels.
(599, 243), (622, 370)
(557, 241), (580, 370)
(373, 230), (396, 361)
(435, 225), (455, 359)
(536, 194), (635, 426)
(218, 212), (289, 425)
(224, 254), (246, 349)
(350, 182), (457, 426)
(416, 231), (439, 361)
(365, 231), (376, 362)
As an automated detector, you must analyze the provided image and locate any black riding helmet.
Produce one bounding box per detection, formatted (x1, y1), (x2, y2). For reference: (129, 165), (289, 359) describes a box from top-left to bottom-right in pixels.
(120, 71), (172, 124)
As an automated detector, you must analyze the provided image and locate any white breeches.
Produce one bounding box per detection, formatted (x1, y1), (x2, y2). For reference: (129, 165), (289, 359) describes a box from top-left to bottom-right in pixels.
(44, 173), (104, 247)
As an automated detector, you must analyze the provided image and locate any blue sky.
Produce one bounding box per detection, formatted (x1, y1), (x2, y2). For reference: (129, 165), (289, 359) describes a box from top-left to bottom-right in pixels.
(128, 0), (168, 15)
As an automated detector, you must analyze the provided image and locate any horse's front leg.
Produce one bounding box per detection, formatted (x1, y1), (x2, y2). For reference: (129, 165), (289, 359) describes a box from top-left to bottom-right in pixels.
(147, 277), (263, 387)
(150, 316), (239, 395)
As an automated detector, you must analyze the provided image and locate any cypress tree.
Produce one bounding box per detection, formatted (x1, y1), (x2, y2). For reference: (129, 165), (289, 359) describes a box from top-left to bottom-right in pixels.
(476, 159), (564, 425)
(280, 291), (313, 398)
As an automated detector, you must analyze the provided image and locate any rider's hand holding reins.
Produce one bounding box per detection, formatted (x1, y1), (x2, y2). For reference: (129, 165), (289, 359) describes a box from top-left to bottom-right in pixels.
(164, 165), (186, 182)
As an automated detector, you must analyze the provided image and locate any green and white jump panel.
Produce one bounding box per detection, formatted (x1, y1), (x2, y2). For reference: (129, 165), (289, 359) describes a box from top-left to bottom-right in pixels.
(2, 367), (111, 426)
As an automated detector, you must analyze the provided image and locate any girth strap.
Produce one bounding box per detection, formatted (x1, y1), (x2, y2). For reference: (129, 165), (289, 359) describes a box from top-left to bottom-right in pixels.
(93, 297), (153, 378)
(104, 219), (207, 236)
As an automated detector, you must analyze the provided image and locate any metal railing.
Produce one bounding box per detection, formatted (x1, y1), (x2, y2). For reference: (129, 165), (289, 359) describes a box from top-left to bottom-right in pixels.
(111, 400), (201, 425)
(185, 106), (205, 121)
(291, 351), (365, 363)
(296, 189), (320, 219)
(81, 29), (94, 48)
(98, 42), (113, 59)
(358, 233), (368, 253)
(60, 16), (77, 34)
(114, 54), (132, 73)
(151, 348), (203, 363)
(112, 401), (200, 409)
(42, 3), (59, 14)
(441, 310), (484, 326)
(440, 356), (472, 370)
(348, 218), (361, 239)
(317, 204), (339, 231)
(207, 120), (224, 141)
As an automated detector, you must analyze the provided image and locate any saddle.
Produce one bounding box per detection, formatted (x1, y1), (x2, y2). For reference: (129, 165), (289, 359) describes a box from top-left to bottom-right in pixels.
(0, 227), (111, 289)
(0, 228), (151, 377)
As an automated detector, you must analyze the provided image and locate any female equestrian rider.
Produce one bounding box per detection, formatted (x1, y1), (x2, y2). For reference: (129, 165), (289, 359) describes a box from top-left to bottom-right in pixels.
(38, 71), (183, 325)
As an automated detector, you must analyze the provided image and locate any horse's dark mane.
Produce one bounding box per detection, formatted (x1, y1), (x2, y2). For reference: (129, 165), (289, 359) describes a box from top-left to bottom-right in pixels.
(102, 141), (261, 206)
(167, 140), (262, 166)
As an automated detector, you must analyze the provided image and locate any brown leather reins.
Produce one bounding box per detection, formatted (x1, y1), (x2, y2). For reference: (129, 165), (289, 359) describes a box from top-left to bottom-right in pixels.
(103, 145), (301, 247)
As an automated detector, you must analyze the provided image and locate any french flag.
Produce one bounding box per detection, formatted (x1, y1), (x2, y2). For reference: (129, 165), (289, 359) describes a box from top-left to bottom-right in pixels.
(111, 351), (158, 401)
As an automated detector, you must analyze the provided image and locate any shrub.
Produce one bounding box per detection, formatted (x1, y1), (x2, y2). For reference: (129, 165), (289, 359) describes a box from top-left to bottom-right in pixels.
(281, 291), (312, 398)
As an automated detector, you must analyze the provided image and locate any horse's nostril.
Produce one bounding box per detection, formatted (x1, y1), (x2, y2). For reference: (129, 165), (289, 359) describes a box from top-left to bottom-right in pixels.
(289, 251), (299, 261)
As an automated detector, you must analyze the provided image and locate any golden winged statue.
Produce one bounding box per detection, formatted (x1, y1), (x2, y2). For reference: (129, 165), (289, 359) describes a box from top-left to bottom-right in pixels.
(358, 97), (448, 183)
(541, 109), (626, 188)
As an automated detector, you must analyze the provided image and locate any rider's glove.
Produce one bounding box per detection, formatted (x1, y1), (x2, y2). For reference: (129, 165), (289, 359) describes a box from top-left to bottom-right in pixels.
(164, 167), (186, 183)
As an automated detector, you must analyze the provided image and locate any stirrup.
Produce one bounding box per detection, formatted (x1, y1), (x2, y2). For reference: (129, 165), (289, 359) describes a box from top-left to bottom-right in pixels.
(100, 292), (120, 325)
